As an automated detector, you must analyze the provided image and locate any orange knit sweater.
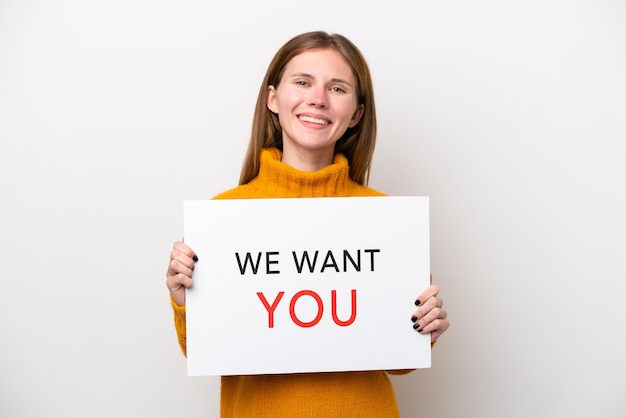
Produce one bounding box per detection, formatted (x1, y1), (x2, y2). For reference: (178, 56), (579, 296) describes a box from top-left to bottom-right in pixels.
(171, 148), (411, 417)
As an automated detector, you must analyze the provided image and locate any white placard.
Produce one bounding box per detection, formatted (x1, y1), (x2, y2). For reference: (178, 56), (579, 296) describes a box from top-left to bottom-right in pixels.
(184, 196), (431, 376)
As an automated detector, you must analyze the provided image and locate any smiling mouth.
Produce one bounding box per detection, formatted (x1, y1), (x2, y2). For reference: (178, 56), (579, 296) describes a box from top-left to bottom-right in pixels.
(299, 115), (329, 126)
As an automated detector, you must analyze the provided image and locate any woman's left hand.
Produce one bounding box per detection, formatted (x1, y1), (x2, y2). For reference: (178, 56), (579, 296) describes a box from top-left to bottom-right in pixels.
(411, 280), (449, 343)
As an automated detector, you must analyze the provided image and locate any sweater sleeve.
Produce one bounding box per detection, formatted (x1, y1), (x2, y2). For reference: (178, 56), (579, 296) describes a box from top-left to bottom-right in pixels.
(170, 295), (187, 357)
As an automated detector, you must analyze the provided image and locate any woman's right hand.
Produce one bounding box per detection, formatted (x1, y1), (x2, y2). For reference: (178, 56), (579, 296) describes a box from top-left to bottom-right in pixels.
(166, 240), (198, 307)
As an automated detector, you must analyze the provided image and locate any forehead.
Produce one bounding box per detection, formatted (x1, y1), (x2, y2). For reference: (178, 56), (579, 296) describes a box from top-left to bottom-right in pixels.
(284, 48), (355, 81)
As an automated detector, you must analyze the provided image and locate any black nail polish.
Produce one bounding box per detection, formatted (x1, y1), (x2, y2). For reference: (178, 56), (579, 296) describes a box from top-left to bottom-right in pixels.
(191, 265), (195, 271)
(417, 329), (423, 333)
(411, 316), (418, 323)
(413, 323), (420, 330)
(415, 299), (421, 306)
(193, 255), (198, 262)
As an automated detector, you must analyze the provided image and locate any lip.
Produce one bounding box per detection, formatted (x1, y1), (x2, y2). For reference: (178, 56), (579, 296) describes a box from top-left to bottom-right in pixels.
(298, 113), (331, 126)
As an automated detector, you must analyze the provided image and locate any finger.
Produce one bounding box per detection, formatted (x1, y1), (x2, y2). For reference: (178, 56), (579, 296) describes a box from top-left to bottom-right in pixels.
(429, 320), (449, 343)
(166, 272), (193, 292)
(413, 308), (449, 334)
(414, 304), (446, 326)
(411, 294), (443, 324)
(173, 240), (198, 262)
(412, 304), (447, 330)
(169, 249), (195, 269)
(414, 284), (439, 307)
(166, 241), (196, 290)
(417, 318), (450, 338)
(167, 258), (194, 278)
(170, 246), (198, 271)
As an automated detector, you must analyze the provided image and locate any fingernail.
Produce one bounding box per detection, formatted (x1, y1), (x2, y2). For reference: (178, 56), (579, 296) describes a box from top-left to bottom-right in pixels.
(411, 315), (418, 323)
(415, 299), (421, 306)
(413, 323), (420, 330)
(193, 255), (199, 262)
(191, 265), (195, 271)
(417, 329), (423, 333)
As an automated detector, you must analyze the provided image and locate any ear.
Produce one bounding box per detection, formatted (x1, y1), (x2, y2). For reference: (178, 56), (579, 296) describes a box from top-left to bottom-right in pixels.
(348, 104), (364, 128)
(267, 85), (279, 114)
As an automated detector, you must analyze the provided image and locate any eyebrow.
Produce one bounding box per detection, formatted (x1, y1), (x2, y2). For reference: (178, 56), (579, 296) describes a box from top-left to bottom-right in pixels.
(288, 72), (355, 89)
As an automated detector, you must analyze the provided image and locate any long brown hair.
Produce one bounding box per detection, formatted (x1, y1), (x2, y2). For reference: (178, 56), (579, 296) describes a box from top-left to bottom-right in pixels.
(238, 31), (377, 186)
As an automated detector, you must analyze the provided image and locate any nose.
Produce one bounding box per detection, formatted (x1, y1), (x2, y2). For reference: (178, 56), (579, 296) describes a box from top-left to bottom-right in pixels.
(308, 86), (327, 108)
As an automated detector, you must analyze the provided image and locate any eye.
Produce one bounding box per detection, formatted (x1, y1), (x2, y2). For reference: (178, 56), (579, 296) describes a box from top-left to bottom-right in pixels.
(296, 80), (308, 86)
(330, 86), (346, 93)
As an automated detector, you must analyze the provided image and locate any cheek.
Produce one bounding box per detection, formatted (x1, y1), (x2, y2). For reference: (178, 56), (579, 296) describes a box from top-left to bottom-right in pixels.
(278, 95), (294, 110)
(339, 103), (360, 123)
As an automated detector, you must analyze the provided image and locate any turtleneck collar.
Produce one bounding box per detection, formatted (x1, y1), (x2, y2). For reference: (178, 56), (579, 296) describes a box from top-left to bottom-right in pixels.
(248, 148), (352, 198)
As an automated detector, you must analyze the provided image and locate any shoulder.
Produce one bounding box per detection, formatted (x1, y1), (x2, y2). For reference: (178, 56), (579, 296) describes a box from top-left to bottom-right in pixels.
(211, 184), (251, 200)
(347, 182), (388, 197)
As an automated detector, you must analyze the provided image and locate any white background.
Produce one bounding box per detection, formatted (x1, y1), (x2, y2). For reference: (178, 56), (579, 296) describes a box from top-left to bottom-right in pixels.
(1, 0), (624, 417)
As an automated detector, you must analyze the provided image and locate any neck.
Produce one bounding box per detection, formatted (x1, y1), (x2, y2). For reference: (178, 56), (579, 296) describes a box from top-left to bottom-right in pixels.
(245, 148), (353, 198)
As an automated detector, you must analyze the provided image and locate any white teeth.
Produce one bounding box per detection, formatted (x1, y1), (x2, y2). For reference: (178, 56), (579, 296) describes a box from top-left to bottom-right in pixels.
(300, 115), (328, 125)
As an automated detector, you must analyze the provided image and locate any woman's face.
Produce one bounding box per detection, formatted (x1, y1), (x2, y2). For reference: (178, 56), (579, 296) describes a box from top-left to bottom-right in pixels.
(267, 48), (364, 171)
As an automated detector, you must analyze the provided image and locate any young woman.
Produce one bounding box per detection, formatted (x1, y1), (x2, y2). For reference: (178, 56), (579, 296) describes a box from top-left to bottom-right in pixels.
(166, 31), (450, 417)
